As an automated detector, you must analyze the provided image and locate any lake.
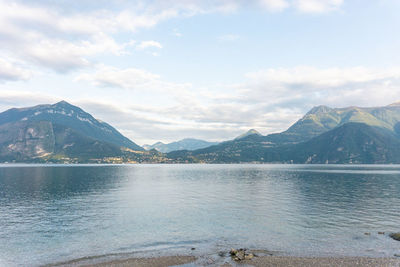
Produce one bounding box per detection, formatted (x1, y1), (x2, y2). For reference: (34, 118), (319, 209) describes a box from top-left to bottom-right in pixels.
(0, 164), (399, 266)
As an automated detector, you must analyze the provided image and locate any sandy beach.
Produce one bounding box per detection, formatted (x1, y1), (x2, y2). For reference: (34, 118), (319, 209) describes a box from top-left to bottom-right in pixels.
(51, 254), (400, 267)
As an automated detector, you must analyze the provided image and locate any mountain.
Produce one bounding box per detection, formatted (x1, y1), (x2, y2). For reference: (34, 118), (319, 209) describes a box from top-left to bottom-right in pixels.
(143, 138), (219, 153)
(264, 103), (400, 145)
(0, 101), (147, 163)
(168, 123), (400, 164)
(168, 103), (400, 164)
(0, 101), (143, 151)
(234, 129), (261, 140)
(284, 122), (400, 164)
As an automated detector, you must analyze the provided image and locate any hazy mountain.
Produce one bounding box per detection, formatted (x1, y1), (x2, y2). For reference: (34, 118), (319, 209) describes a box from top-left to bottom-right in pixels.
(143, 138), (219, 153)
(0, 101), (146, 162)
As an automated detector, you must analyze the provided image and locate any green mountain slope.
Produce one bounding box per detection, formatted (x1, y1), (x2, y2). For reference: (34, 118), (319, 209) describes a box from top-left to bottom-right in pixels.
(268, 103), (400, 145)
(281, 123), (400, 164)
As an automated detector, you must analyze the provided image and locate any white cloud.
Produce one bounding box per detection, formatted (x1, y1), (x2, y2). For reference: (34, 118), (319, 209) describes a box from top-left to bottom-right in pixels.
(245, 66), (400, 87)
(3, 65), (400, 144)
(136, 41), (163, 50)
(173, 28), (183, 37)
(73, 65), (400, 144)
(76, 65), (191, 93)
(0, 0), (236, 73)
(241, 66), (400, 111)
(0, 58), (31, 82)
(218, 34), (240, 42)
(295, 0), (344, 13)
(0, 0), (346, 74)
(259, 0), (290, 11)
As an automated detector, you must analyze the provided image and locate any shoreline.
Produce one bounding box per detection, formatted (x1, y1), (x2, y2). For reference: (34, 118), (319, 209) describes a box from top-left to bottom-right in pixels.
(48, 252), (400, 267)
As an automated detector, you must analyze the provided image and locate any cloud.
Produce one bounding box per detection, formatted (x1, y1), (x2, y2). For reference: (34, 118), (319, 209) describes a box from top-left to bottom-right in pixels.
(245, 66), (400, 87)
(294, 0), (344, 13)
(0, 0), (235, 73)
(76, 65), (191, 92)
(218, 34), (240, 42)
(241, 66), (400, 110)
(73, 65), (400, 144)
(0, 90), (58, 110)
(0, 0), (346, 74)
(4, 65), (400, 144)
(259, 0), (290, 11)
(136, 41), (163, 50)
(0, 58), (31, 82)
(172, 28), (183, 37)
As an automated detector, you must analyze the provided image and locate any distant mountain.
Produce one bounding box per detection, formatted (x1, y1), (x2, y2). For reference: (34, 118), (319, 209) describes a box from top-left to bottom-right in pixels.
(168, 123), (400, 164)
(234, 129), (261, 140)
(0, 101), (147, 162)
(143, 138), (219, 153)
(168, 103), (400, 164)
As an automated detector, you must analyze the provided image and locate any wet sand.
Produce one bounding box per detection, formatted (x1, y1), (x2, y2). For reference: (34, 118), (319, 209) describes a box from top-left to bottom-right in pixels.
(237, 256), (400, 267)
(78, 255), (400, 267)
(78, 255), (197, 267)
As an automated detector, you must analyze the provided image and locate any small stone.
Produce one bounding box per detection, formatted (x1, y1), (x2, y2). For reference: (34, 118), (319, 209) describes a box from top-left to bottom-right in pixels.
(244, 253), (254, 260)
(364, 232), (371, 235)
(229, 249), (238, 256)
(378, 232), (385, 235)
(233, 257), (240, 261)
(218, 251), (226, 257)
(394, 254), (400, 257)
(236, 250), (245, 260)
(390, 233), (400, 241)
(191, 247), (195, 250)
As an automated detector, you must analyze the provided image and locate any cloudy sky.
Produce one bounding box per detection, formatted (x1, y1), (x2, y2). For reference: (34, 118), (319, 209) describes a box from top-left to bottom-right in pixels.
(0, 0), (400, 145)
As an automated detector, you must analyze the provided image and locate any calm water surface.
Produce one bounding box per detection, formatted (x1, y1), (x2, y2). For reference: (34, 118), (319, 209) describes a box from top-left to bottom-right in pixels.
(0, 164), (400, 266)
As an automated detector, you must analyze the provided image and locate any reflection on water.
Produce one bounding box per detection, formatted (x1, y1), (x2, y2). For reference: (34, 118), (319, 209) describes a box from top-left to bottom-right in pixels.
(0, 164), (400, 266)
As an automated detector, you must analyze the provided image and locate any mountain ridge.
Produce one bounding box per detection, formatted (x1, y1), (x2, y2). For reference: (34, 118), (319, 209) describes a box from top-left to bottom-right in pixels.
(1, 101), (400, 164)
(143, 138), (219, 153)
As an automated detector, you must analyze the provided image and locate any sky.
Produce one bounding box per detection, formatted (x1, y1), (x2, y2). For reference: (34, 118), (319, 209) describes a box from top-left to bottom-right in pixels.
(0, 0), (400, 145)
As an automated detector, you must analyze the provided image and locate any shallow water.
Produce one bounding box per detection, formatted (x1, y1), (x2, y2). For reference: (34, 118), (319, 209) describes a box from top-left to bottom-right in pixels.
(0, 164), (400, 266)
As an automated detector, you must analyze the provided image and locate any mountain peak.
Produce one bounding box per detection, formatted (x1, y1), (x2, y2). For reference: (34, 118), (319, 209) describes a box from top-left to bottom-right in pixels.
(235, 129), (261, 140)
(388, 101), (400, 107)
(53, 100), (74, 108)
(306, 105), (332, 115)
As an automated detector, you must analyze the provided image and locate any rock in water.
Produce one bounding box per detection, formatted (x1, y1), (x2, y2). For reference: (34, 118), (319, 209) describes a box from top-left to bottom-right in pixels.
(390, 233), (400, 241)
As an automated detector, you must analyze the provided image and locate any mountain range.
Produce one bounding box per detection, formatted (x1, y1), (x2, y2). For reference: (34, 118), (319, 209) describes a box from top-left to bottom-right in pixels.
(143, 138), (219, 153)
(168, 103), (400, 163)
(1, 101), (400, 164)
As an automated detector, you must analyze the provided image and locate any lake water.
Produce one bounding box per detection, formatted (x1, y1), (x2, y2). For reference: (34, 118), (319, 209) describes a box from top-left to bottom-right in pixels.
(0, 164), (400, 266)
